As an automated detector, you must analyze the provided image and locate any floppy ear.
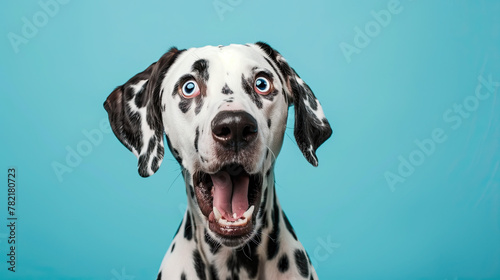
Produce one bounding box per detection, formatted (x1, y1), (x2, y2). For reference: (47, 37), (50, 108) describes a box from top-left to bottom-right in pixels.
(104, 48), (183, 177)
(254, 42), (332, 166)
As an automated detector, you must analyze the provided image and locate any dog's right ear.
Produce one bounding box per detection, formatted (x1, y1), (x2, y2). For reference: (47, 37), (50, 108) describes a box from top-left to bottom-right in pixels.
(253, 42), (332, 167)
(103, 48), (183, 177)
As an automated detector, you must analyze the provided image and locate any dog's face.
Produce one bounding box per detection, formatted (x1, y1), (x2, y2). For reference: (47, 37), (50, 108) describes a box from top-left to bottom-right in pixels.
(161, 44), (288, 175)
(104, 42), (332, 247)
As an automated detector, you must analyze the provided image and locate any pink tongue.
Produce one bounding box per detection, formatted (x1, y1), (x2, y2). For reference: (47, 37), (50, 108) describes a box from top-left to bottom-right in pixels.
(211, 171), (249, 220)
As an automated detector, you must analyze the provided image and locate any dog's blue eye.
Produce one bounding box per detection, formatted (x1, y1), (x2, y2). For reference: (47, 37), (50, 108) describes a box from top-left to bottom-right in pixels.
(181, 80), (200, 98)
(254, 77), (272, 95)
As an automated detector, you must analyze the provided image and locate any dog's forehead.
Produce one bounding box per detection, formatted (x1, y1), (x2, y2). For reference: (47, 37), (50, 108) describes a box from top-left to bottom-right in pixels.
(170, 44), (268, 76)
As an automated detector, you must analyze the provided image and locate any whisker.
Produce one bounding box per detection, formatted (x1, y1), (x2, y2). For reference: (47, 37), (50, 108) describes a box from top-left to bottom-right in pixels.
(265, 145), (277, 162)
(167, 170), (183, 194)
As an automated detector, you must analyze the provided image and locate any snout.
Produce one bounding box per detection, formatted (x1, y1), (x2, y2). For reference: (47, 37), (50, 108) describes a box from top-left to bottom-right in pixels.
(190, 110), (265, 245)
(211, 110), (258, 151)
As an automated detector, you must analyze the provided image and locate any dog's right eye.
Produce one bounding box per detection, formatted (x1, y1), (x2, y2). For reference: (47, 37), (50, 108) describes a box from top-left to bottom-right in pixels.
(181, 80), (200, 98)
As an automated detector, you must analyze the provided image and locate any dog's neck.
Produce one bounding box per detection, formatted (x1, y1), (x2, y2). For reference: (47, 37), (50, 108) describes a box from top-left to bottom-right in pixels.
(185, 167), (280, 275)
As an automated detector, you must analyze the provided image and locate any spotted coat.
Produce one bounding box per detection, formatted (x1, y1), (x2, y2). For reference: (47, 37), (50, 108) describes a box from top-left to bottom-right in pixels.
(104, 42), (332, 280)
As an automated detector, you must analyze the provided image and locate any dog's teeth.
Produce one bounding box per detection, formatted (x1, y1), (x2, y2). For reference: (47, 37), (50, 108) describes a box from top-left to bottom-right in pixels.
(214, 206), (254, 227)
(243, 205), (255, 220)
(213, 207), (222, 221)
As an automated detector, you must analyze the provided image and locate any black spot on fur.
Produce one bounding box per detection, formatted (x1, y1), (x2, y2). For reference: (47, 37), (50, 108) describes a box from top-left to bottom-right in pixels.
(204, 229), (221, 255)
(241, 74), (263, 109)
(166, 135), (182, 164)
(264, 57), (284, 86)
(255, 42), (332, 166)
(263, 89), (280, 102)
(193, 249), (206, 280)
(222, 83), (234, 95)
(151, 156), (159, 173)
(184, 211), (193, 240)
(137, 136), (158, 176)
(278, 254), (290, 273)
(252, 227), (263, 247)
(174, 219), (182, 238)
(255, 42), (278, 61)
(255, 42), (293, 79)
(190, 212), (197, 240)
(267, 119), (271, 128)
(137, 154), (147, 172)
(178, 98), (193, 113)
(267, 189), (280, 260)
(181, 272), (186, 280)
(184, 169), (191, 183)
(235, 231), (260, 278)
(133, 82), (149, 109)
(226, 254), (239, 273)
(209, 265), (220, 280)
(306, 250), (312, 265)
(195, 95), (204, 115)
(170, 242), (175, 253)
(301, 82), (318, 111)
(290, 71), (332, 167)
(194, 127), (200, 152)
(190, 185), (195, 199)
(294, 249), (309, 278)
(156, 271), (161, 280)
(282, 211), (297, 240)
(192, 59), (209, 81)
(104, 48), (184, 177)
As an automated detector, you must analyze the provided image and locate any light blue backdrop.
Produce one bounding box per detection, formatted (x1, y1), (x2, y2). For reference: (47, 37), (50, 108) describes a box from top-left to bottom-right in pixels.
(1, 0), (499, 279)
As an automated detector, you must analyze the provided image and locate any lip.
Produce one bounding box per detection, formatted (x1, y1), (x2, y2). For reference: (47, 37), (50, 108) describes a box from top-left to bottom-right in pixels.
(194, 164), (263, 246)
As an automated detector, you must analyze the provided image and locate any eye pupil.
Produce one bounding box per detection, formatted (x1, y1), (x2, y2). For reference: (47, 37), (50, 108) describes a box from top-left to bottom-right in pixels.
(256, 78), (267, 90)
(185, 82), (195, 93)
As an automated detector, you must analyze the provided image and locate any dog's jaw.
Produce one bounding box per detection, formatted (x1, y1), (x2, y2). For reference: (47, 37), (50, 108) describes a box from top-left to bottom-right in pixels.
(187, 163), (274, 248)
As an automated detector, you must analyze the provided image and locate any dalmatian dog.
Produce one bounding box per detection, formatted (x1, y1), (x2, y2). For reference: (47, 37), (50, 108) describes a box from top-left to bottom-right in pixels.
(104, 42), (332, 280)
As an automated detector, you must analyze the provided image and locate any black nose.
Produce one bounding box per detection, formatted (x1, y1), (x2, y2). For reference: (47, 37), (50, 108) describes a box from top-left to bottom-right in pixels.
(211, 111), (258, 150)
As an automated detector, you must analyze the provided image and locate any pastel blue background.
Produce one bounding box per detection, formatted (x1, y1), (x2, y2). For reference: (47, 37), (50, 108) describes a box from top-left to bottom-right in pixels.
(1, 0), (499, 279)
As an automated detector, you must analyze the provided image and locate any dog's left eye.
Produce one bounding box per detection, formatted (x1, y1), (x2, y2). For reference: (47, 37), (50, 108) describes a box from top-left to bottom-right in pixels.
(254, 77), (272, 95)
(181, 80), (200, 98)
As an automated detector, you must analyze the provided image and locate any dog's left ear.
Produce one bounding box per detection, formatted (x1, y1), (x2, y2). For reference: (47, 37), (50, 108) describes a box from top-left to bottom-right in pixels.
(254, 42), (332, 166)
(104, 48), (183, 177)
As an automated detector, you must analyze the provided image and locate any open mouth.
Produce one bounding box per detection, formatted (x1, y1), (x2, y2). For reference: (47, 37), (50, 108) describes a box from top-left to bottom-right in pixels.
(194, 164), (262, 245)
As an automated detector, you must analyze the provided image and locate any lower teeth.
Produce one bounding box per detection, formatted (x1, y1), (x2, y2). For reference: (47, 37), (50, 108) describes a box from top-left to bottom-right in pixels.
(212, 205), (255, 226)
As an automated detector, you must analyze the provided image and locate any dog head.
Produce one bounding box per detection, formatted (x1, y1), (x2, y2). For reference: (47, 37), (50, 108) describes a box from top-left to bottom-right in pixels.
(104, 42), (332, 247)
